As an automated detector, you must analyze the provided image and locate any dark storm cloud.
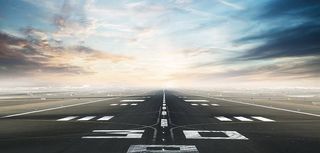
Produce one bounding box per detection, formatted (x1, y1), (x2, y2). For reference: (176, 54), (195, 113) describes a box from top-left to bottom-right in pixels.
(0, 32), (90, 77)
(235, 0), (320, 60)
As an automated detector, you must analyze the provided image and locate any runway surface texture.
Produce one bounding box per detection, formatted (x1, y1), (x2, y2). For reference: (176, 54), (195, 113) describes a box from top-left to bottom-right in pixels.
(0, 90), (319, 153)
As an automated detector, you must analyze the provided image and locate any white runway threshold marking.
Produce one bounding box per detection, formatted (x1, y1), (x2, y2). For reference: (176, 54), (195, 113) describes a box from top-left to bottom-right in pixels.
(1, 98), (112, 118)
(78, 116), (95, 121)
(120, 100), (144, 102)
(97, 116), (114, 121)
(252, 116), (275, 122)
(215, 116), (232, 121)
(183, 130), (248, 140)
(82, 130), (144, 139)
(127, 145), (199, 153)
(234, 116), (253, 122)
(185, 100), (209, 102)
(57, 116), (78, 121)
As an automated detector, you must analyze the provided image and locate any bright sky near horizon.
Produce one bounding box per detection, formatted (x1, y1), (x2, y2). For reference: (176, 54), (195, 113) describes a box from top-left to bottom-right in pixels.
(0, 0), (319, 88)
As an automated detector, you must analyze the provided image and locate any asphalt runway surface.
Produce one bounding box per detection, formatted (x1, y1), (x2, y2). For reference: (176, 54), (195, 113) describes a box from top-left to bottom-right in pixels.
(0, 90), (319, 153)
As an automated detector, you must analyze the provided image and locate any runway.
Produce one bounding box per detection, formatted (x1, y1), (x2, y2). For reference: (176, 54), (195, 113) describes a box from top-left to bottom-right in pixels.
(0, 90), (319, 153)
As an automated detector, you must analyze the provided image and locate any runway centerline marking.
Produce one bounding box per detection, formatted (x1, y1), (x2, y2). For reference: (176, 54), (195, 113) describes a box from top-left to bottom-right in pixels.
(1, 98), (113, 118)
(213, 97), (320, 117)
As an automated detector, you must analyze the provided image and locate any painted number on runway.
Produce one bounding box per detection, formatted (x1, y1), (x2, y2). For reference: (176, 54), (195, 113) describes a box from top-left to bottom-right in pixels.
(183, 130), (248, 140)
(82, 130), (144, 139)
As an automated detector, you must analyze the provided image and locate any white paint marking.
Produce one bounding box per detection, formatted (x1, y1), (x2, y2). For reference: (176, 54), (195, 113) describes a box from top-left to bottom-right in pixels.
(185, 100), (209, 102)
(126, 145), (199, 153)
(215, 116), (232, 121)
(234, 116), (253, 121)
(191, 103), (199, 106)
(57, 116), (78, 121)
(214, 97), (320, 117)
(252, 116), (275, 122)
(1, 98), (112, 118)
(162, 106), (166, 110)
(78, 116), (95, 121)
(97, 116), (114, 121)
(163, 104), (166, 106)
(121, 100), (144, 102)
(183, 130), (248, 140)
(82, 130), (144, 139)
(211, 104), (219, 106)
(201, 103), (209, 106)
(120, 103), (128, 106)
(110, 103), (118, 106)
(162, 111), (167, 116)
(130, 103), (138, 106)
(161, 119), (168, 127)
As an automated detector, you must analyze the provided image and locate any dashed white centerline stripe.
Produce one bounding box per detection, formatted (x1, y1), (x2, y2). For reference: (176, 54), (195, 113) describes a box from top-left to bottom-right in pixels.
(215, 116), (232, 121)
(97, 116), (114, 121)
(161, 119), (168, 127)
(130, 103), (138, 106)
(211, 104), (219, 106)
(201, 103), (209, 106)
(234, 116), (253, 121)
(162, 107), (166, 110)
(191, 103), (199, 106)
(57, 116), (78, 121)
(110, 103), (118, 106)
(120, 103), (128, 106)
(252, 116), (275, 122)
(78, 116), (95, 121)
(162, 111), (167, 116)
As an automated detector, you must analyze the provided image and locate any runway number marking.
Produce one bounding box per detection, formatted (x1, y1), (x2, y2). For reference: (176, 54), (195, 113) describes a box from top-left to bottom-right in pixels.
(183, 130), (248, 140)
(161, 119), (168, 127)
(127, 145), (199, 153)
(82, 130), (144, 139)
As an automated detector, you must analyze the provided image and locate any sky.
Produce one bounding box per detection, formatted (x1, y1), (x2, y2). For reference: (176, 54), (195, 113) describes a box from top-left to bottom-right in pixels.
(0, 0), (320, 88)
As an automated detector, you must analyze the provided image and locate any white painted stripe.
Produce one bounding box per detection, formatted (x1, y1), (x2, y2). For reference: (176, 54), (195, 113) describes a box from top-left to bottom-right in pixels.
(110, 103), (118, 106)
(120, 100), (144, 102)
(57, 116), (78, 121)
(162, 111), (167, 116)
(214, 97), (320, 117)
(201, 103), (209, 106)
(1, 98), (112, 118)
(127, 145), (199, 152)
(83, 130), (144, 139)
(215, 116), (232, 121)
(162, 106), (166, 110)
(78, 116), (95, 121)
(130, 103), (138, 106)
(161, 119), (168, 127)
(211, 104), (219, 106)
(191, 103), (199, 106)
(234, 116), (253, 121)
(183, 130), (248, 140)
(97, 116), (114, 121)
(120, 103), (128, 106)
(252, 116), (275, 122)
(163, 104), (166, 106)
(185, 100), (209, 102)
